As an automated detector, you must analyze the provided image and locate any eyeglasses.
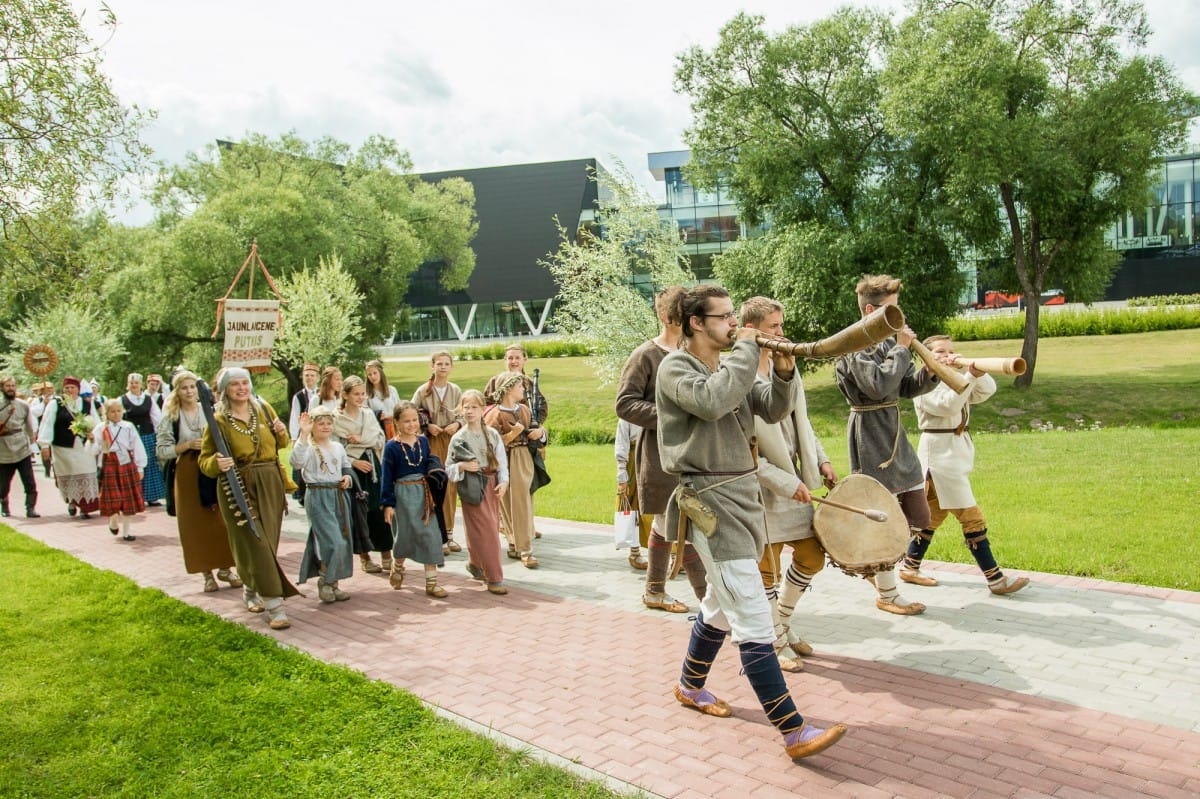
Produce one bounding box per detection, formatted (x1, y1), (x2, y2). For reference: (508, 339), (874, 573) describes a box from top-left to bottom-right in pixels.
(701, 312), (739, 322)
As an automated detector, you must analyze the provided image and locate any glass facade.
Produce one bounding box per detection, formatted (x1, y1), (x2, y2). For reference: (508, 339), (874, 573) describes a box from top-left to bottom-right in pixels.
(1107, 153), (1200, 256)
(389, 299), (555, 344)
(655, 157), (766, 280)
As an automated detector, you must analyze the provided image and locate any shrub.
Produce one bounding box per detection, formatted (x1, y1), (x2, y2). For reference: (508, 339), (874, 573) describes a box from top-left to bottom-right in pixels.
(454, 339), (593, 361)
(1128, 293), (1200, 307)
(947, 306), (1200, 341)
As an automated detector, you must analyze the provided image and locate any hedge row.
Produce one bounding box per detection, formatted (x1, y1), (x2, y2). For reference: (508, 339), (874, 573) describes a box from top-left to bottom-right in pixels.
(946, 305), (1200, 341)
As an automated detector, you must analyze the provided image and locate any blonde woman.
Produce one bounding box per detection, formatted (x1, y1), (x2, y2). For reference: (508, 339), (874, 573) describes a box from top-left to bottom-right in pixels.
(334, 375), (393, 574)
(412, 351), (463, 553)
(156, 370), (241, 593)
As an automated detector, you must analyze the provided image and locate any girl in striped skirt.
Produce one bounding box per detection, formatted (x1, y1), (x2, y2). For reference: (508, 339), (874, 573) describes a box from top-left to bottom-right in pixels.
(93, 399), (147, 541)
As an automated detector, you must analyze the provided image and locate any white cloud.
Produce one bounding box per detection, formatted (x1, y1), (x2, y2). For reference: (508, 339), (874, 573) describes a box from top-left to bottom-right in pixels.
(86, 0), (1200, 221)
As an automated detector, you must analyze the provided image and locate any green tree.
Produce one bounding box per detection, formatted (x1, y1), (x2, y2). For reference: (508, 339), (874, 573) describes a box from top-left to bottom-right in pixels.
(882, 0), (1195, 386)
(0, 0), (151, 290)
(114, 133), (476, 391)
(0, 301), (127, 387)
(540, 162), (693, 384)
(274, 254), (364, 368)
(675, 11), (966, 343)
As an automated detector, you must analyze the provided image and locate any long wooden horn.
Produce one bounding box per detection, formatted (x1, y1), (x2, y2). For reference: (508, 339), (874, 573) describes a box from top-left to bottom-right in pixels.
(951, 356), (1027, 376)
(910, 339), (970, 394)
(755, 304), (905, 358)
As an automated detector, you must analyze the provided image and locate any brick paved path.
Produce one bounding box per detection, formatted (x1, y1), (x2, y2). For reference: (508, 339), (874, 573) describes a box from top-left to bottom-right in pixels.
(9, 469), (1200, 798)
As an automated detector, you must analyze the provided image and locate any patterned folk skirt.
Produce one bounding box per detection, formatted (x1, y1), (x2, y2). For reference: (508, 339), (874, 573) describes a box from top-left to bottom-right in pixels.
(140, 432), (166, 503)
(98, 453), (144, 517)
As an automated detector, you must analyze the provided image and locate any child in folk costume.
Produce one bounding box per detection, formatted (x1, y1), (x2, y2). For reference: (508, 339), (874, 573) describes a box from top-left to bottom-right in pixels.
(381, 401), (448, 598)
(291, 406), (355, 604)
(334, 375), (393, 575)
(445, 389), (509, 595)
(903, 335), (1029, 595)
(412, 350), (464, 554)
(93, 399), (147, 541)
(484, 373), (545, 569)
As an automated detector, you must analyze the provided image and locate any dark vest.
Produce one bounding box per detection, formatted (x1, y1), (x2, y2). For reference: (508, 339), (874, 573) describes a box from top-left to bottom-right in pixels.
(292, 388), (312, 415)
(52, 397), (95, 448)
(122, 395), (154, 436)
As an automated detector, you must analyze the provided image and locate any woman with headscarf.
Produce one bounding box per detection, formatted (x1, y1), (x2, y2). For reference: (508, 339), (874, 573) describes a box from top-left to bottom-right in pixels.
(198, 368), (299, 631)
(36, 376), (101, 519)
(156, 370), (242, 593)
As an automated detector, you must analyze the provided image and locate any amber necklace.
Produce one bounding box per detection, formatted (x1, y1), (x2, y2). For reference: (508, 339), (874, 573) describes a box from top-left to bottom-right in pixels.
(226, 405), (261, 454)
(397, 436), (422, 467)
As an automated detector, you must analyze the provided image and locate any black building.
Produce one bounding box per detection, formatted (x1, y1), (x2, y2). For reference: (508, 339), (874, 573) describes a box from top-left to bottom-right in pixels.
(399, 158), (603, 343)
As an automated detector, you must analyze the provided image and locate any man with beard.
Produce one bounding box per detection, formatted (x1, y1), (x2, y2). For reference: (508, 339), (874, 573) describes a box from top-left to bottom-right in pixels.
(656, 285), (846, 760)
(0, 376), (40, 518)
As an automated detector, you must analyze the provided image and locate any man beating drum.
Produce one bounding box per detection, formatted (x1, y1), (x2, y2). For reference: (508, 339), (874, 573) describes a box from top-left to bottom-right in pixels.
(740, 298), (838, 673)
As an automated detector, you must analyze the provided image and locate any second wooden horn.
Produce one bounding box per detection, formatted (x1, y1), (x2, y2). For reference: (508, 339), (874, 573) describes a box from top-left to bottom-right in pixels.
(910, 339), (970, 393)
(951, 356), (1027, 376)
(754, 304), (905, 358)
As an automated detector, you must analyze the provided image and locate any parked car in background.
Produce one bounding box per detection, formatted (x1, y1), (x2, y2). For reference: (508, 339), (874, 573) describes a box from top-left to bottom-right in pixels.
(977, 289), (1066, 309)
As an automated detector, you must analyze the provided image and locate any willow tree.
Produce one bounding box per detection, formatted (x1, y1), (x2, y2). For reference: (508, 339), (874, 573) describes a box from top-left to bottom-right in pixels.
(883, 0), (1194, 386)
(111, 133), (477, 393)
(540, 161), (693, 384)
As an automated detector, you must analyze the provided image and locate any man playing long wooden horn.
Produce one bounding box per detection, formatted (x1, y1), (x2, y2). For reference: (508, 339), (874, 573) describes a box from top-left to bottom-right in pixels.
(900, 334), (1030, 596)
(834, 274), (937, 615)
(657, 284), (846, 760)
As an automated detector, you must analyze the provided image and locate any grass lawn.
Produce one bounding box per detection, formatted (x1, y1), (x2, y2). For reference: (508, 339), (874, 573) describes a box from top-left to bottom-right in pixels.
(534, 427), (1200, 591)
(0, 528), (619, 799)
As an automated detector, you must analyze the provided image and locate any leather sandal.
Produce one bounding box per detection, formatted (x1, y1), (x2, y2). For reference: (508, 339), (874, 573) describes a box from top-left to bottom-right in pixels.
(875, 596), (926, 615)
(203, 574), (219, 593)
(389, 565), (405, 590)
(446, 539), (462, 552)
(643, 593), (687, 613)
(520, 553), (539, 569)
(361, 556), (382, 574)
(673, 684), (732, 717)
(486, 582), (508, 595)
(785, 723), (848, 759)
(217, 569), (243, 587)
(900, 569), (938, 587)
(466, 563), (485, 581)
(506, 544), (519, 560)
(425, 579), (447, 598)
(628, 552), (648, 570)
(989, 575), (1030, 595)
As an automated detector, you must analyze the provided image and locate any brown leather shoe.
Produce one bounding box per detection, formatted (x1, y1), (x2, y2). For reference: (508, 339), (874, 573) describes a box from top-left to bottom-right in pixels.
(389, 566), (405, 590)
(785, 723), (848, 759)
(486, 582), (508, 595)
(989, 575), (1030, 595)
(673, 685), (732, 717)
(643, 593), (688, 613)
(876, 597), (926, 615)
(900, 569), (938, 587)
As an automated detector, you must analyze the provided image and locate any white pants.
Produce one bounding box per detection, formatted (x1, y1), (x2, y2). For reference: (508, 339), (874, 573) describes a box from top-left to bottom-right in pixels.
(689, 531), (775, 645)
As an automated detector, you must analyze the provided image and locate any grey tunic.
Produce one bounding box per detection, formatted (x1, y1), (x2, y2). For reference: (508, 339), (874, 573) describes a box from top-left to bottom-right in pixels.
(834, 338), (937, 493)
(655, 339), (794, 562)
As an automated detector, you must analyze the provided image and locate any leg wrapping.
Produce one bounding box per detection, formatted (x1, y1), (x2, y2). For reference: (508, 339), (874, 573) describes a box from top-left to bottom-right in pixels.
(679, 615), (727, 691)
(739, 640), (804, 736)
(901, 529), (936, 572)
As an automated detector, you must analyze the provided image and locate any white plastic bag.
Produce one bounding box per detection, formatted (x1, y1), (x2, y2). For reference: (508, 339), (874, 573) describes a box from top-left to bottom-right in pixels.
(613, 494), (639, 550)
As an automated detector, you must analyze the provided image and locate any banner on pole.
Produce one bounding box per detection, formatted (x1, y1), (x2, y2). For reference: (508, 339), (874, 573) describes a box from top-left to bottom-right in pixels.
(221, 299), (281, 371)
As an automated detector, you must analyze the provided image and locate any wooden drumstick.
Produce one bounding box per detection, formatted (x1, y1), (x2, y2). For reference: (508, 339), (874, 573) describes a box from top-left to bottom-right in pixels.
(811, 495), (889, 523)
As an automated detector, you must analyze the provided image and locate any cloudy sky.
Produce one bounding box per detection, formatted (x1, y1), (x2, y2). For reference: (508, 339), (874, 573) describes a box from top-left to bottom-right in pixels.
(88, 0), (1200, 217)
